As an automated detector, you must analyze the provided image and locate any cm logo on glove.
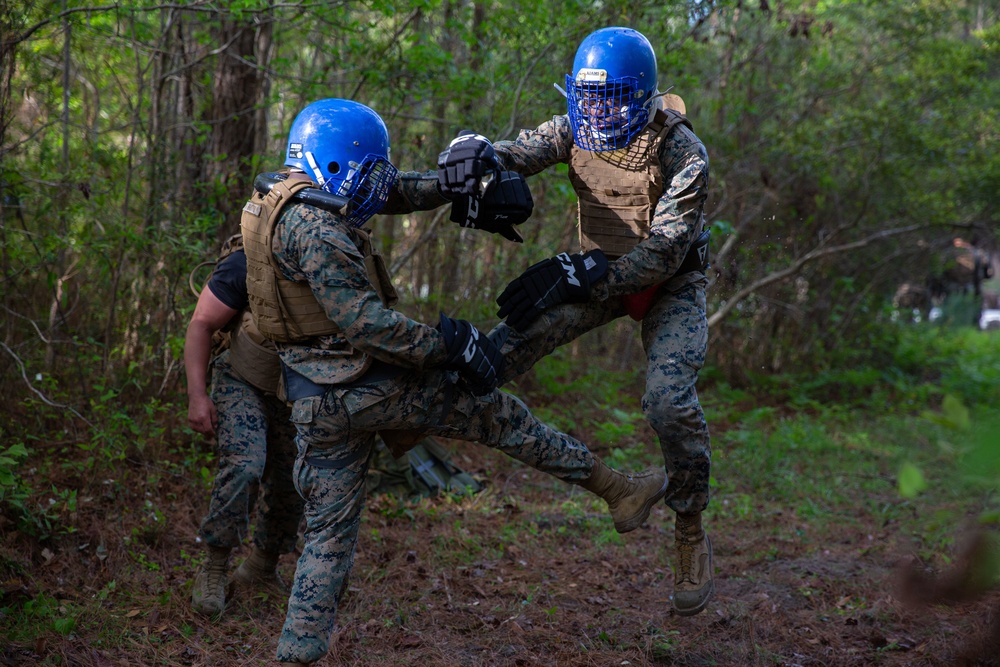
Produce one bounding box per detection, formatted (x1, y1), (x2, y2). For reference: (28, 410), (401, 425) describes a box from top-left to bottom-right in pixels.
(557, 252), (582, 288)
(461, 329), (480, 365)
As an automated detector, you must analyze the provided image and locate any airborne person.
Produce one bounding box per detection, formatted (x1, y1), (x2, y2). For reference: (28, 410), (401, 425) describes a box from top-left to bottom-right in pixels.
(437, 27), (715, 617)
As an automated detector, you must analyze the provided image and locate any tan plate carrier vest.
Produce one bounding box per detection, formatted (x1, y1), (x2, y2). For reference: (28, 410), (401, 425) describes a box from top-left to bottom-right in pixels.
(196, 235), (283, 395)
(227, 310), (283, 394)
(240, 178), (399, 382)
(569, 108), (694, 260)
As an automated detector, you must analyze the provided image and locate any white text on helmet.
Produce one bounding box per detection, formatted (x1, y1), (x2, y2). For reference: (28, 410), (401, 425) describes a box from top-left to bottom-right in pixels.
(576, 68), (607, 83)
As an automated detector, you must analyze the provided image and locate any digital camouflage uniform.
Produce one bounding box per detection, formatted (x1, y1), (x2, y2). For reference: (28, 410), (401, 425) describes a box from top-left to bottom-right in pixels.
(201, 350), (302, 554)
(491, 109), (712, 516)
(243, 174), (599, 664)
(199, 251), (304, 557)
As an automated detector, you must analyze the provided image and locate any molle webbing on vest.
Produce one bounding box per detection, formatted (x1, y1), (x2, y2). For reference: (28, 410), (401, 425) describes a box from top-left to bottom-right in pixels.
(227, 311), (282, 394)
(570, 108), (693, 259)
(570, 140), (664, 259)
(208, 235), (281, 392)
(241, 179), (344, 342)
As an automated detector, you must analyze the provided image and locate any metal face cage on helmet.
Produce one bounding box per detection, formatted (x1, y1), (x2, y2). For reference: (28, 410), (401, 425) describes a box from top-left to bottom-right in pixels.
(565, 27), (658, 152)
(285, 98), (398, 227)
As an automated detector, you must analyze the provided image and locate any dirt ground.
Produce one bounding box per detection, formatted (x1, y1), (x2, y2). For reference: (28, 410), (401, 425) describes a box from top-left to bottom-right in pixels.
(1, 432), (998, 667)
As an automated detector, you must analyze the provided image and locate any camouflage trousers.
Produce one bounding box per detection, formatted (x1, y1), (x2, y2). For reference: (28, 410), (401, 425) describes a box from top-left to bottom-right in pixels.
(276, 367), (595, 664)
(198, 351), (304, 555)
(497, 280), (711, 515)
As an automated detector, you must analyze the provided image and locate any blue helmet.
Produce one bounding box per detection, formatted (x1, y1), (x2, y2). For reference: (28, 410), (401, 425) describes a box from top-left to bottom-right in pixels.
(285, 98), (398, 227)
(565, 27), (658, 152)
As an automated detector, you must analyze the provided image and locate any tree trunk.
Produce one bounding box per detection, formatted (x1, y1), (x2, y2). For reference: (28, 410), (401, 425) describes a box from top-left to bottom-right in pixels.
(205, 8), (273, 243)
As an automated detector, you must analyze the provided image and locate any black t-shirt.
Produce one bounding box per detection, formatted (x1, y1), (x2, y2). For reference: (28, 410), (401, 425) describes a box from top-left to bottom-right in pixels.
(206, 249), (249, 311)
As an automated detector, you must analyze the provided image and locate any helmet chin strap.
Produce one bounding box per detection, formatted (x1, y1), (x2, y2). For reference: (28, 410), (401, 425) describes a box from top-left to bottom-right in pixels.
(305, 151), (326, 187)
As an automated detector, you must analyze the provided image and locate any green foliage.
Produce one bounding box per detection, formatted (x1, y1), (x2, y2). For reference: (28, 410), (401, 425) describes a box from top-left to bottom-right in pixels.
(894, 326), (1000, 410)
(591, 408), (642, 446)
(0, 441), (28, 502)
(695, 0), (999, 374)
(961, 413), (1000, 488)
(0, 435), (68, 540)
(4, 0), (1000, 415)
(0, 590), (79, 642)
(897, 462), (928, 499)
(922, 394), (972, 431)
(727, 325), (1000, 420)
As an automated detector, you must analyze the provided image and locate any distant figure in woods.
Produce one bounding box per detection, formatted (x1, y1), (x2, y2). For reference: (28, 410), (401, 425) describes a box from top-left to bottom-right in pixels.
(894, 237), (996, 325)
(184, 234), (304, 617)
(239, 98), (669, 666)
(938, 237), (994, 297)
(926, 237), (996, 326)
(436, 26), (715, 616)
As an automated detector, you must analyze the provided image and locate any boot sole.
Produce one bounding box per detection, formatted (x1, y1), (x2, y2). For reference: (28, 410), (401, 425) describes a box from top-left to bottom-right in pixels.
(674, 577), (715, 616)
(614, 475), (669, 534)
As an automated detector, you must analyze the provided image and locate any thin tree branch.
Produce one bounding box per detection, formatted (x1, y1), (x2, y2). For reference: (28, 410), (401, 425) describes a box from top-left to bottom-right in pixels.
(157, 28), (246, 80)
(0, 341), (93, 427)
(499, 43), (553, 140)
(707, 222), (935, 328)
(389, 207), (449, 276)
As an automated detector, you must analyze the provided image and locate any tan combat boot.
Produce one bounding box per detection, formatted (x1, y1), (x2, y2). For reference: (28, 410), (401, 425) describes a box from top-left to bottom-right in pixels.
(579, 458), (668, 533)
(191, 545), (230, 615)
(233, 546), (288, 593)
(672, 511), (714, 616)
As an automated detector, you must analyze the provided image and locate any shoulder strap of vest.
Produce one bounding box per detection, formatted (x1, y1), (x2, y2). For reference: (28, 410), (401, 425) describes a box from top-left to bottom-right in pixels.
(218, 233), (244, 261)
(264, 178), (318, 212)
(648, 107), (693, 140)
(256, 178), (321, 342)
(254, 172), (350, 216)
(259, 177), (319, 273)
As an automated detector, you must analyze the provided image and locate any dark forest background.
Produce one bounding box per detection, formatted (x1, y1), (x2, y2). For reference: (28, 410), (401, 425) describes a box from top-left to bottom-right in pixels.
(2, 0), (998, 408)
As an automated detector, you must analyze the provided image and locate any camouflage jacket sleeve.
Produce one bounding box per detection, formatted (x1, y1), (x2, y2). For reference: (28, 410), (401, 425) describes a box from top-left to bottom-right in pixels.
(273, 203), (448, 372)
(595, 123), (710, 299)
(493, 115), (573, 175)
(381, 170), (450, 214)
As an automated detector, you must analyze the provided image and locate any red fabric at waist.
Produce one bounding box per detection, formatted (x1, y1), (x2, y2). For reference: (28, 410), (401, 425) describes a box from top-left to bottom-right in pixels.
(621, 281), (665, 321)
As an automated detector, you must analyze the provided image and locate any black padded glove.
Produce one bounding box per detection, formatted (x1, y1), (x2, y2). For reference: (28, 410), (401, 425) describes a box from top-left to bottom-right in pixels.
(437, 131), (499, 198)
(438, 314), (508, 396)
(496, 250), (609, 332)
(449, 170), (533, 243)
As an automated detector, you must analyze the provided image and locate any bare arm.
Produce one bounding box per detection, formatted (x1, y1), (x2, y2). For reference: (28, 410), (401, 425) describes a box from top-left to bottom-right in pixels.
(184, 288), (239, 437)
